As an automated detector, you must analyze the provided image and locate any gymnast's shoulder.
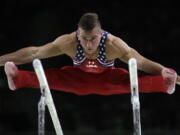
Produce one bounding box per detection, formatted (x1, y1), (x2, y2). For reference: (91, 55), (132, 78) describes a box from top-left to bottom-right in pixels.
(106, 33), (131, 58)
(51, 32), (77, 55)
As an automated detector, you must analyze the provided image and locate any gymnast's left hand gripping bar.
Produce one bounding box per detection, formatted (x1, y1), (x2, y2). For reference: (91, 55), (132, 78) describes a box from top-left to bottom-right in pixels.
(33, 59), (64, 135)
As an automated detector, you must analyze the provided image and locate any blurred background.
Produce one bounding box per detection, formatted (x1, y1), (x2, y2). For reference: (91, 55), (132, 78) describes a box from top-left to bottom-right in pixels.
(0, 0), (180, 135)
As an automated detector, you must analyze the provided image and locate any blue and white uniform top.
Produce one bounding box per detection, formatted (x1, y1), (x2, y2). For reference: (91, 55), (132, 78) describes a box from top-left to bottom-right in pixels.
(72, 31), (115, 70)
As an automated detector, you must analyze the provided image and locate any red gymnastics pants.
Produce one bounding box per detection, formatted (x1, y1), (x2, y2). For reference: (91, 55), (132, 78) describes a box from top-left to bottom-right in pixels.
(12, 66), (169, 95)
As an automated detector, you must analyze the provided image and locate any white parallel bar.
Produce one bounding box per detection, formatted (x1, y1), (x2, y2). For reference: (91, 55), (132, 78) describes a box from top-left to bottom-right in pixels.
(128, 58), (142, 135)
(38, 95), (46, 135)
(129, 58), (138, 94)
(33, 59), (63, 135)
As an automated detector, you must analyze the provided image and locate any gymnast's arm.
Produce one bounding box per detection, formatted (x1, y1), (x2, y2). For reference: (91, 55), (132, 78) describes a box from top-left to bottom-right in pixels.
(0, 33), (74, 66)
(111, 35), (180, 84)
(111, 35), (173, 74)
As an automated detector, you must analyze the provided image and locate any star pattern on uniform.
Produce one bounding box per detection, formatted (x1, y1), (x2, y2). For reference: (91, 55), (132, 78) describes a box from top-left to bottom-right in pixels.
(76, 44), (85, 61)
(98, 32), (110, 63)
(74, 31), (114, 67)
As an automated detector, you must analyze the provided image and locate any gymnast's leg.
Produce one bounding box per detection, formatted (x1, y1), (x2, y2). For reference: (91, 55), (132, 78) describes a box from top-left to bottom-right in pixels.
(4, 62), (177, 95)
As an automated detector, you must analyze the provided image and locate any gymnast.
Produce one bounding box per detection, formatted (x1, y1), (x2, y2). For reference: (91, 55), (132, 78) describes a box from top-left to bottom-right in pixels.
(0, 12), (179, 95)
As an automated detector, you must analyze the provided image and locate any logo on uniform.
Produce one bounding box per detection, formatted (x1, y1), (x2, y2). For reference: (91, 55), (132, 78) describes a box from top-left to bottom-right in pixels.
(86, 61), (98, 68)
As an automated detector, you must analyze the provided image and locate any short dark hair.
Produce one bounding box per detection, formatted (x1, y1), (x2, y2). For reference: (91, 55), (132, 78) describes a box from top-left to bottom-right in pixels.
(78, 13), (101, 31)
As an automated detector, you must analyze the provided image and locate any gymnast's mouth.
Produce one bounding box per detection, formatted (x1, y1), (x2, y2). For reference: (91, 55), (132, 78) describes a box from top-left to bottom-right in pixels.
(87, 49), (95, 54)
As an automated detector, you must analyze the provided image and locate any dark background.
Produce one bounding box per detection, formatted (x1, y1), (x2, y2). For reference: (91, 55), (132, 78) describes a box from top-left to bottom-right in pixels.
(0, 1), (180, 135)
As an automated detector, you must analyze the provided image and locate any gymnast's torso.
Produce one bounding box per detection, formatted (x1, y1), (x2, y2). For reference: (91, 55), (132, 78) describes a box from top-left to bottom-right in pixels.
(72, 31), (115, 73)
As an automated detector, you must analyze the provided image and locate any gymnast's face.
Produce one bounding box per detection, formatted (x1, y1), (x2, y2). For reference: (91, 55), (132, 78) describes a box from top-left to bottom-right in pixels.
(78, 27), (102, 54)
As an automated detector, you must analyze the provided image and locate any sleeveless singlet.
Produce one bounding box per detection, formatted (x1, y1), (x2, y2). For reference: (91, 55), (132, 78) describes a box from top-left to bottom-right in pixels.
(72, 31), (115, 73)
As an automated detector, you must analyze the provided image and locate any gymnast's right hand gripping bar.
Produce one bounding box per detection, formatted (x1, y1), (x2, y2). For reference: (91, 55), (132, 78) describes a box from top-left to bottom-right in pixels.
(128, 58), (142, 135)
(33, 59), (63, 135)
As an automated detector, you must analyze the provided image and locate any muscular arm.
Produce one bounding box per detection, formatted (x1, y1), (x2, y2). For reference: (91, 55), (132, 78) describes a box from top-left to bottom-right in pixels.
(114, 37), (180, 84)
(0, 34), (74, 66)
(111, 36), (165, 75)
(112, 36), (180, 85)
(121, 48), (165, 75)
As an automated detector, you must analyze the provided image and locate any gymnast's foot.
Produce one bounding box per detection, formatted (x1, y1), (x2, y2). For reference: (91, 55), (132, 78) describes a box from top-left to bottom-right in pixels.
(4, 62), (18, 90)
(162, 68), (177, 94)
